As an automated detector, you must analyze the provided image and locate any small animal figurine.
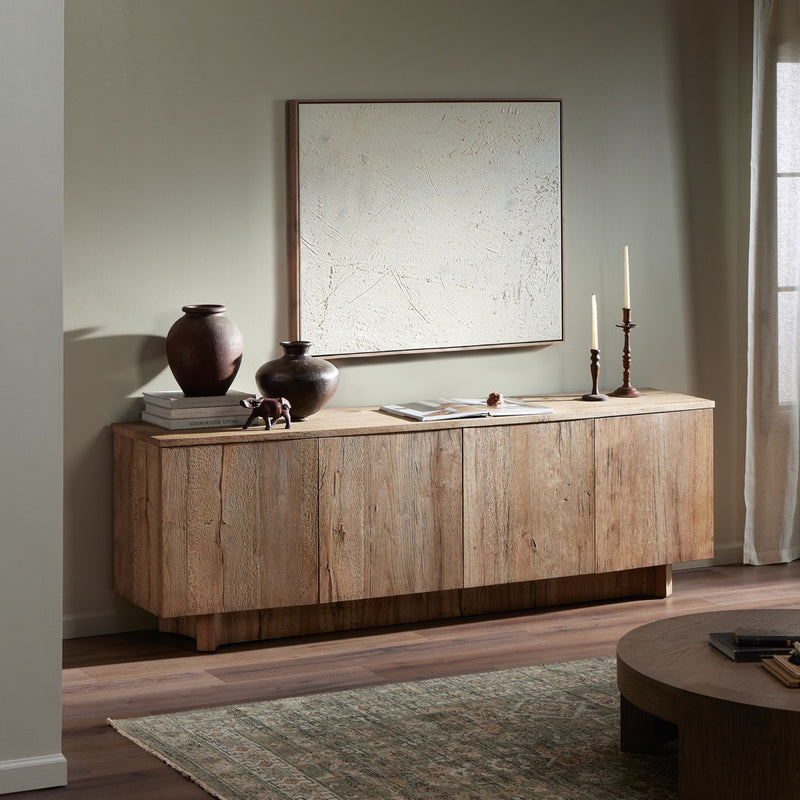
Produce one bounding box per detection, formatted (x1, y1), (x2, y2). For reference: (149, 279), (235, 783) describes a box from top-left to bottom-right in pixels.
(240, 396), (292, 430)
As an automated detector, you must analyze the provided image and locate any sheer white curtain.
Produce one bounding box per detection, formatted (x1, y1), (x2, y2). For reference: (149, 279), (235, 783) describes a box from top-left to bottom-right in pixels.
(744, 0), (800, 563)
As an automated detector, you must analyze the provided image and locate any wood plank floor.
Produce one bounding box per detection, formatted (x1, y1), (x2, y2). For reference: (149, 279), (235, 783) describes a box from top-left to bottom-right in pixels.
(11, 562), (800, 798)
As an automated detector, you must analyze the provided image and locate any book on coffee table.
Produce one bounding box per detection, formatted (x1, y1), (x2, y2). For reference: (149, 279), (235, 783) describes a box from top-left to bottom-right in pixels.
(709, 631), (795, 662)
(734, 628), (800, 647)
(762, 656), (800, 687)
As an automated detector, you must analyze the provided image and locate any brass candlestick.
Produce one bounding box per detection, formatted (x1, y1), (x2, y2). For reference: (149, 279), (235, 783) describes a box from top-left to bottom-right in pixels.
(582, 349), (609, 401)
(610, 307), (641, 397)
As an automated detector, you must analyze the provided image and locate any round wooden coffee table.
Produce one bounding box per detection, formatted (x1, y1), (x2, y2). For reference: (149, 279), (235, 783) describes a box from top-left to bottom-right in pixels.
(617, 609), (800, 800)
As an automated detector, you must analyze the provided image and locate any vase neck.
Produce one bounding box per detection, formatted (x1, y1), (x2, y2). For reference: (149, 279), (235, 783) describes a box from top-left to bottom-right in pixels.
(280, 340), (312, 358)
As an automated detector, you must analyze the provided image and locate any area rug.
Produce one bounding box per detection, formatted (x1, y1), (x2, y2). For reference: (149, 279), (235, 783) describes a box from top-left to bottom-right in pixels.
(108, 656), (677, 800)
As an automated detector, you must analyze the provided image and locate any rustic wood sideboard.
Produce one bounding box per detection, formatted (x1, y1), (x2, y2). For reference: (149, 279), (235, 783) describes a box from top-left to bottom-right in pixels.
(113, 389), (714, 651)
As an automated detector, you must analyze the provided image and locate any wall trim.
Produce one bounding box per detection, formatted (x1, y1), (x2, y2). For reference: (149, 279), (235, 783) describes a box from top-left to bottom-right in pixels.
(0, 754), (67, 795)
(674, 544), (744, 571)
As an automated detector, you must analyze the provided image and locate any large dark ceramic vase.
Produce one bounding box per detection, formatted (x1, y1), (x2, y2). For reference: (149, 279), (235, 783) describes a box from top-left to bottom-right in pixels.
(255, 340), (339, 420)
(166, 304), (244, 396)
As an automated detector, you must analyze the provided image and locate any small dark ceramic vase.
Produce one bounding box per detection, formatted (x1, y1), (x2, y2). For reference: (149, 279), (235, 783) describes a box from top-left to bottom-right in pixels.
(166, 304), (244, 396)
(255, 340), (339, 420)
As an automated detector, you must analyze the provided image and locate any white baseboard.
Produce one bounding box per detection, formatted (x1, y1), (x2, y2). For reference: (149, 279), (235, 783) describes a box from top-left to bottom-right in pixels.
(674, 541), (743, 571)
(0, 753), (67, 795)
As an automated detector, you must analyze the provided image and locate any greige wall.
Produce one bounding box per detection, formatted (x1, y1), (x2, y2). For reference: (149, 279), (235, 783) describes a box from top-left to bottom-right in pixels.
(0, 1), (66, 793)
(64, 0), (749, 637)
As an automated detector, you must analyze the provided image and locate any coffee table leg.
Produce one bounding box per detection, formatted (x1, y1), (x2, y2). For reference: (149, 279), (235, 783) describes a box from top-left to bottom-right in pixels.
(620, 694), (677, 754)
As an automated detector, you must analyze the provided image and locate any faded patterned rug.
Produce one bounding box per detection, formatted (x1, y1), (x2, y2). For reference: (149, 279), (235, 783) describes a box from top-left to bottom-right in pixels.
(108, 656), (677, 800)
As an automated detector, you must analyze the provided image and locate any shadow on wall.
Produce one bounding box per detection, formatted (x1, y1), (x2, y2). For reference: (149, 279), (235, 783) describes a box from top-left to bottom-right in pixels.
(64, 328), (168, 415)
(62, 329), (167, 633)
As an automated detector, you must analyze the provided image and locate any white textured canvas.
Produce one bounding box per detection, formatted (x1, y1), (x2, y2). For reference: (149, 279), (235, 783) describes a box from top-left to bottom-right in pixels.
(296, 101), (562, 356)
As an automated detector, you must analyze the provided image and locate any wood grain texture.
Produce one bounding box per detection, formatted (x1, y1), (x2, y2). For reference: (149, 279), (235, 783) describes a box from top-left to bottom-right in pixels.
(220, 440), (318, 611)
(160, 566), (671, 649)
(160, 445), (223, 616)
(113, 436), (162, 613)
(595, 409), (714, 573)
(678, 691), (800, 799)
(111, 388), (714, 448)
(463, 420), (594, 586)
(157, 439), (318, 617)
(319, 430), (463, 603)
(114, 390), (713, 650)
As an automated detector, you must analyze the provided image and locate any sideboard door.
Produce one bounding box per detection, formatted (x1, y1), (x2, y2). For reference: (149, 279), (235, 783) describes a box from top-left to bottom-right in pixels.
(160, 439), (319, 617)
(595, 408), (714, 572)
(319, 430), (463, 603)
(462, 420), (595, 587)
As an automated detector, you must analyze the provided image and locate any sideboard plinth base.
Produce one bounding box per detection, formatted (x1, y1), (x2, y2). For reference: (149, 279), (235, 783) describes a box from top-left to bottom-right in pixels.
(159, 565), (672, 652)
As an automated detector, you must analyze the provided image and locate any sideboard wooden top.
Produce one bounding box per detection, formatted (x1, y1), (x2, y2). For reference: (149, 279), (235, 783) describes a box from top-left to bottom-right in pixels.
(112, 388), (714, 448)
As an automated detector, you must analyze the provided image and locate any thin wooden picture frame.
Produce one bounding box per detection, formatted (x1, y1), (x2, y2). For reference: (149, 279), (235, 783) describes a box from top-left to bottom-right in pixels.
(287, 98), (564, 359)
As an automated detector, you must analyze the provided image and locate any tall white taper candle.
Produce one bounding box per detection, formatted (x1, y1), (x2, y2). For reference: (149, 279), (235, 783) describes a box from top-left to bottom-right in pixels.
(623, 245), (631, 309)
(591, 294), (598, 350)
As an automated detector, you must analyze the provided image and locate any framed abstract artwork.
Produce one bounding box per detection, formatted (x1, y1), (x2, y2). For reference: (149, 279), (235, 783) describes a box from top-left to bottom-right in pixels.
(287, 99), (563, 358)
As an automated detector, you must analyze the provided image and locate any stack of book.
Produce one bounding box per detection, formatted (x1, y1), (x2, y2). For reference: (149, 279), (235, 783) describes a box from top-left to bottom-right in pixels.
(141, 390), (253, 430)
(762, 654), (800, 687)
(709, 628), (800, 662)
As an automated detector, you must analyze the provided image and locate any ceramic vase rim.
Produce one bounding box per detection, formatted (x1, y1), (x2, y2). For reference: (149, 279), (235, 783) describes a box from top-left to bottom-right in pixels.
(181, 303), (227, 315)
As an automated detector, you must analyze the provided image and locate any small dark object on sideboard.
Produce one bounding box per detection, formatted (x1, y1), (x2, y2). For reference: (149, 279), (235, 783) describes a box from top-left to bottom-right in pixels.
(241, 396), (292, 430)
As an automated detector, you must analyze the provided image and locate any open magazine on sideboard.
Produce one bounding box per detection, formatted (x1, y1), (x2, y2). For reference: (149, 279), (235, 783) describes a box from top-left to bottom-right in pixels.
(379, 397), (554, 422)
